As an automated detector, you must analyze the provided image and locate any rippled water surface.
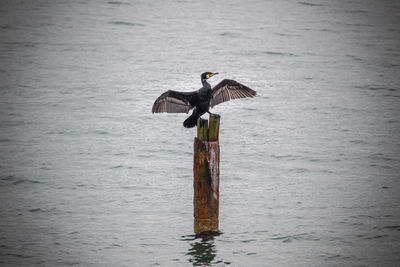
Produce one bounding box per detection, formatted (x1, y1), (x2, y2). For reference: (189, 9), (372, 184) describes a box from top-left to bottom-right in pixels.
(1, 0), (400, 266)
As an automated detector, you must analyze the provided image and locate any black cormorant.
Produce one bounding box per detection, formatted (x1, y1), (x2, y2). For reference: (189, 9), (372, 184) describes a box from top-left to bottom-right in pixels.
(152, 72), (256, 128)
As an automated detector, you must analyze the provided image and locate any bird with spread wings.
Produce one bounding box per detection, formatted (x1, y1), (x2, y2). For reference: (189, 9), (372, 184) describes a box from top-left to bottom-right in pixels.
(152, 72), (256, 128)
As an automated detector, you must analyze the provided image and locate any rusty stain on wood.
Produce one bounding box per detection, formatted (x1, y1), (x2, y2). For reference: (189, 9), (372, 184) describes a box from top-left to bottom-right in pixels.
(193, 114), (220, 234)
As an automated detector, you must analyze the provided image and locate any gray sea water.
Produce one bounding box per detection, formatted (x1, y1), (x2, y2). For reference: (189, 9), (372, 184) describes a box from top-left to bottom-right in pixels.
(1, 0), (400, 266)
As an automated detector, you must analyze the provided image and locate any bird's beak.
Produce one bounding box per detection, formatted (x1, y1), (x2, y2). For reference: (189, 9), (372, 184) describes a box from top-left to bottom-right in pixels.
(208, 72), (218, 78)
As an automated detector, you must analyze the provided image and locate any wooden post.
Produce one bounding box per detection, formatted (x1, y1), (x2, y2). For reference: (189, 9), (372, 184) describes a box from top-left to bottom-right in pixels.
(193, 114), (220, 234)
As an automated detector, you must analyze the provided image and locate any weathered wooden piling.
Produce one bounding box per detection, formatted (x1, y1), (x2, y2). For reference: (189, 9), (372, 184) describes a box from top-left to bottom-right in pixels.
(193, 114), (220, 234)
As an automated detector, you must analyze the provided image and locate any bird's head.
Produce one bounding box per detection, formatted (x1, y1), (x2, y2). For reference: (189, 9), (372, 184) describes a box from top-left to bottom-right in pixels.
(201, 72), (218, 80)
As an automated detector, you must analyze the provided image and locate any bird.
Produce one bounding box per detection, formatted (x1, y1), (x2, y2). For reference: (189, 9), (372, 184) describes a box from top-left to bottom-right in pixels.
(152, 72), (256, 128)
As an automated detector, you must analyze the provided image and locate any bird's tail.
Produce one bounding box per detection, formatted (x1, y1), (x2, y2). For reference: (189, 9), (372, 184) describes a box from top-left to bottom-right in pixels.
(183, 112), (199, 128)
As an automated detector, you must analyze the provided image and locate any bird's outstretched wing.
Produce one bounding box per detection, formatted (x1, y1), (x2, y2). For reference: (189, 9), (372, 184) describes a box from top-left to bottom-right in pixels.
(210, 79), (256, 108)
(152, 90), (198, 113)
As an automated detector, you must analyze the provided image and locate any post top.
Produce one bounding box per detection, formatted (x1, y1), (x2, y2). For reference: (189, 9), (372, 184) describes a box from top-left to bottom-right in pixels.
(196, 114), (220, 141)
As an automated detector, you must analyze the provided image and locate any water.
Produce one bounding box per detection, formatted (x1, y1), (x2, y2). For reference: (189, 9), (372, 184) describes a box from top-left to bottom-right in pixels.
(0, 0), (399, 266)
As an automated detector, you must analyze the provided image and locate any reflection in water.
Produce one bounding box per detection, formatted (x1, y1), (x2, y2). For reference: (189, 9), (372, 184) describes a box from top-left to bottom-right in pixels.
(187, 236), (216, 266)
(182, 232), (230, 266)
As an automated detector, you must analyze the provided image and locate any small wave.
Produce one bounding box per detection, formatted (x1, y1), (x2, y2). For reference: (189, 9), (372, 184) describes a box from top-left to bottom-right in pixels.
(274, 32), (301, 37)
(346, 23), (374, 28)
(271, 154), (297, 159)
(270, 232), (319, 242)
(4, 253), (34, 259)
(40, 166), (51, 171)
(63, 261), (81, 265)
(114, 152), (129, 156)
(93, 130), (110, 135)
(121, 186), (136, 190)
(263, 51), (298, 57)
(254, 230), (269, 234)
(137, 154), (154, 158)
(0, 25), (12, 30)
(318, 28), (338, 33)
(364, 234), (388, 240)
(382, 94), (400, 98)
(104, 243), (123, 249)
(374, 225), (400, 231)
(349, 139), (366, 145)
(219, 32), (238, 37)
(322, 253), (352, 261)
(368, 153), (394, 162)
(68, 231), (79, 235)
(111, 165), (123, 169)
(346, 54), (363, 62)
(347, 10), (368, 14)
(298, 2), (323, 7)
(350, 214), (374, 219)
(1, 175), (44, 186)
(240, 239), (256, 243)
(288, 168), (309, 173)
(354, 85), (398, 92)
(110, 21), (145, 27)
(1, 175), (14, 181)
(29, 208), (41, 212)
(47, 130), (78, 135)
(107, 1), (131, 5)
